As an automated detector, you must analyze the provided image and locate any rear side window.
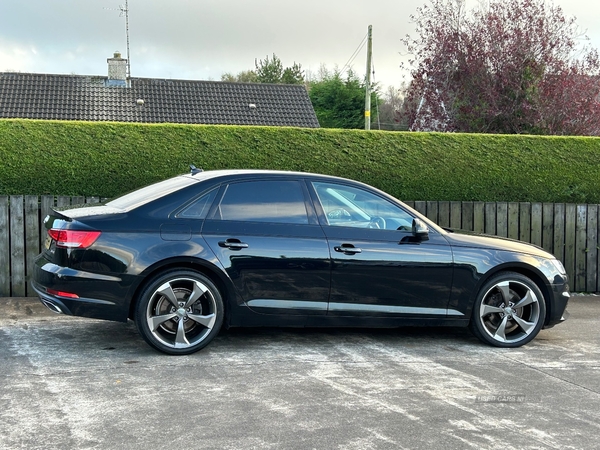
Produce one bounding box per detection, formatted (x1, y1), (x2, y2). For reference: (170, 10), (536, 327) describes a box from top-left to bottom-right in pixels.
(217, 180), (308, 224)
(178, 188), (218, 219)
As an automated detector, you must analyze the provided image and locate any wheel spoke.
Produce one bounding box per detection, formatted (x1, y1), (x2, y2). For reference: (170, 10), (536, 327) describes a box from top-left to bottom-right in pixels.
(174, 318), (190, 348)
(493, 315), (510, 342)
(497, 281), (512, 306)
(512, 315), (536, 335)
(184, 281), (208, 309)
(156, 281), (179, 308)
(149, 313), (177, 331)
(481, 304), (504, 317)
(513, 290), (537, 309)
(187, 313), (216, 329)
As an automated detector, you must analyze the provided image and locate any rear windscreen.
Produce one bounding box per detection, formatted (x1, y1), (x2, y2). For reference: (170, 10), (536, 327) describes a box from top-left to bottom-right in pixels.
(106, 176), (196, 211)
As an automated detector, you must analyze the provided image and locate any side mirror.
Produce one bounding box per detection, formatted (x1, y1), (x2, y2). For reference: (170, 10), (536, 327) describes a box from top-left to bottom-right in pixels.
(412, 218), (430, 241)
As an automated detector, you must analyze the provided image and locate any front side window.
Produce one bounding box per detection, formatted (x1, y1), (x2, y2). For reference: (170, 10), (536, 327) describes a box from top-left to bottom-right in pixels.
(312, 182), (414, 230)
(218, 180), (309, 224)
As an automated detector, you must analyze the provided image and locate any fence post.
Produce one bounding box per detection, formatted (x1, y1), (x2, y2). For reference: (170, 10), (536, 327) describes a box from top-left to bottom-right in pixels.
(473, 202), (485, 233)
(485, 202), (496, 235)
(531, 203), (542, 247)
(496, 203), (508, 237)
(575, 205), (588, 291)
(39, 196), (55, 251)
(586, 205), (598, 293)
(519, 203), (531, 243)
(450, 202), (461, 229)
(462, 202), (474, 231)
(426, 201), (438, 223)
(0, 197), (9, 296)
(564, 204), (577, 289)
(9, 196), (25, 297)
(438, 202), (450, 228)
(25, 196), (39, 296)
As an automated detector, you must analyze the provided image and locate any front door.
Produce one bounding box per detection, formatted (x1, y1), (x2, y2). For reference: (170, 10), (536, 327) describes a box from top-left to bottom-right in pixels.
(309, 180), (454, 318)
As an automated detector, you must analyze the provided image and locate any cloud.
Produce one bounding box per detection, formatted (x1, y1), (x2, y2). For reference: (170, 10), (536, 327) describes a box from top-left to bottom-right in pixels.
(1, 0), (599, 88)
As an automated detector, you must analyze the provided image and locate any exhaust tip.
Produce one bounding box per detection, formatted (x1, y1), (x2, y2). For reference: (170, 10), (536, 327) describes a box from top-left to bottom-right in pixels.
(41, 298), (64, 314)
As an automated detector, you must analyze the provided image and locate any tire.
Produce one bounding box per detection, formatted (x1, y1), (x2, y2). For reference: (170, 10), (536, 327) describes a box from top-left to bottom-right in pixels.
(469, 272), (546, 348)
(135, 270), (224, 355)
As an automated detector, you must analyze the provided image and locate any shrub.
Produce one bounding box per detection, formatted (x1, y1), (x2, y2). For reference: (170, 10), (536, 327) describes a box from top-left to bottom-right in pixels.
(1, 119), (600, 202)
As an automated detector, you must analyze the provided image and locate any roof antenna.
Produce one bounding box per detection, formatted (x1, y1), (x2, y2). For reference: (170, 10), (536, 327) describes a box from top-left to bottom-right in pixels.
(104, 0), (131, 79)
(190, 164), (203, 175)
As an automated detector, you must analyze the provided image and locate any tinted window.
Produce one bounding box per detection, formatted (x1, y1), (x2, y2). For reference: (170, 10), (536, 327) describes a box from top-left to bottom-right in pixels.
(178, 188), (218, 219)
(218, 181), (308, 224)
(312, 181), (414, 230)
(107, 176), (196, 211)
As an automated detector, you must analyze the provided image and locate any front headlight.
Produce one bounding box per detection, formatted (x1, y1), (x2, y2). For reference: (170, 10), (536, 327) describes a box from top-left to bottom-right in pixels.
(549, 258), (567, 276)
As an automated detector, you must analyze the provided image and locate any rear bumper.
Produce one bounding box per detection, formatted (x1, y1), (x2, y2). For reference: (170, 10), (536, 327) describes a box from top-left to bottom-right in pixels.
(32, 255), (133, 322)
(33, 284), (73, 315)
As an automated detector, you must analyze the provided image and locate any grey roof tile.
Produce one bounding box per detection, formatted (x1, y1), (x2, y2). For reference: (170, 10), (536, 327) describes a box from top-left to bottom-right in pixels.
(0, 72), (319, 128)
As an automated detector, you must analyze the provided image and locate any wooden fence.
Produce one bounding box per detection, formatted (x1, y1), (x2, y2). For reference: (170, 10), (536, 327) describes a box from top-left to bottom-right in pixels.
(1, 196), (599, 296)
(0, 196), (100, 297)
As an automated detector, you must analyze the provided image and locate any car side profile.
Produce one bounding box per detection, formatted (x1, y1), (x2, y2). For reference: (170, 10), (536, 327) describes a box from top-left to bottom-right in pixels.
(32, 168), (570, 354)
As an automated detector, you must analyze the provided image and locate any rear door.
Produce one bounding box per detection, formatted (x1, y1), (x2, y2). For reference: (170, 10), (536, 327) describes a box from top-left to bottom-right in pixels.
(202, 178), (331, 315)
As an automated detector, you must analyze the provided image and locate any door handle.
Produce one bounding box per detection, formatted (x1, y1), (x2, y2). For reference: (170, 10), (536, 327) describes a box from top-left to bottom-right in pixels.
(218, 239), (249, 250)
(334, 244), (362, 254)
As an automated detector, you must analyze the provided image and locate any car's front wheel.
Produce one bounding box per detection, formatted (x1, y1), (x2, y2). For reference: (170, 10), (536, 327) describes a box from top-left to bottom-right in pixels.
(135, 270), (224, 355)
(470, 272), (546, 347)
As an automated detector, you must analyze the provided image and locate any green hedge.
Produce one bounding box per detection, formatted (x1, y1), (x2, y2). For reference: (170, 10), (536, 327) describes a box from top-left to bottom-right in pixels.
(1, 119), (600, 202)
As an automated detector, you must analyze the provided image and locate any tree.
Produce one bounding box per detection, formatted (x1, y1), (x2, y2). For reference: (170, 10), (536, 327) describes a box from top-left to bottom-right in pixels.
(401, 0), (600, 135)
(254, 54), (304, 84)
(221, 70), (258, 83)
(282, 62), (305, 85)
(376, 85), (408, 131)
(308, 69), (379, 129)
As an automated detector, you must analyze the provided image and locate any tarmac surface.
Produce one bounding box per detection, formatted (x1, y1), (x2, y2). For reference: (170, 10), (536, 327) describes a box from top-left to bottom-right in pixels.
(0, 296), (599, 450)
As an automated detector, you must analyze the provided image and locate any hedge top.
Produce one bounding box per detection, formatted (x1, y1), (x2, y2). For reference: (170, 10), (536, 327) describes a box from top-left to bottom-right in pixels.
(1, 119), (600, 203)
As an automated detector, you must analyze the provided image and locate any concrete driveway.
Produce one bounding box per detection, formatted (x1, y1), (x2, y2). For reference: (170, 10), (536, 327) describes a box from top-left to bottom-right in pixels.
(0, 296), (598, 450)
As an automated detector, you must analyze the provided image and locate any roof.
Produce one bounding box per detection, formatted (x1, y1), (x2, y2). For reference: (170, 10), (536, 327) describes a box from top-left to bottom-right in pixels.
(0, 72), (320, 128)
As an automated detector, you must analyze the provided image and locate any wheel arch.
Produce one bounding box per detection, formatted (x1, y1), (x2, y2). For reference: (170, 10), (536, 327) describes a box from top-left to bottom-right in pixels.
(467, 263), (554, 325)
(127, 257), (237, 324)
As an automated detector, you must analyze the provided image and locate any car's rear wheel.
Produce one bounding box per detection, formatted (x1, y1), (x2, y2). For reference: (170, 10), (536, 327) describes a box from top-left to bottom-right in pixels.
(470, 272), (546, 347)
(135, 270), (224, 355)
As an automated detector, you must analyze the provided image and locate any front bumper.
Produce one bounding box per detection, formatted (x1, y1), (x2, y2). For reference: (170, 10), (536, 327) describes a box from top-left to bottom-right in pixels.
(543, 280), (570, 329)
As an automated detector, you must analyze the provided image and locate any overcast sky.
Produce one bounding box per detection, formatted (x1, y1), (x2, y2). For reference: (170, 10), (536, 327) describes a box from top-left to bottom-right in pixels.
(1, 0), (600, 90)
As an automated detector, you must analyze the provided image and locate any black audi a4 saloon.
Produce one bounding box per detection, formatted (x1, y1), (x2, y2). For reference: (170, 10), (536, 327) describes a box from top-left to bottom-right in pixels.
(32, 168), (570, 354)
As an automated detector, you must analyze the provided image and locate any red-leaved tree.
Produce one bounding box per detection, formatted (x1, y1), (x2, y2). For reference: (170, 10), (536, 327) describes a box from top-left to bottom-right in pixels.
(401, 0), (600, 135)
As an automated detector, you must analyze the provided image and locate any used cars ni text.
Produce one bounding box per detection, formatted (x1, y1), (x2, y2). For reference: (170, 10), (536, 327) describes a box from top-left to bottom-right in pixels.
(32, 169), (570, 354)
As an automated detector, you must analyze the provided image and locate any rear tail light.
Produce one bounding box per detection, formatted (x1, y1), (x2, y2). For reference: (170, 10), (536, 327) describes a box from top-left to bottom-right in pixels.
(46, 288), (80, 299)
(48, 229), (101, 249)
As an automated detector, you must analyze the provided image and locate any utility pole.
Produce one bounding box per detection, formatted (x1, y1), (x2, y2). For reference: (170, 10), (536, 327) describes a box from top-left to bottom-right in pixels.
(364, 25), (373, 130)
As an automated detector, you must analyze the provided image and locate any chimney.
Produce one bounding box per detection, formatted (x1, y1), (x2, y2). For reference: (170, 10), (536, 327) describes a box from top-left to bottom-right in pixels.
(106, 51), (128, 87)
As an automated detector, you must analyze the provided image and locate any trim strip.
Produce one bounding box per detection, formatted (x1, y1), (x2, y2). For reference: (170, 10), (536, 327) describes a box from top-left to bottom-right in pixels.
(245, 299), (328, 311)
(245, 299), (463, 316)
(328, 303), (464, 316)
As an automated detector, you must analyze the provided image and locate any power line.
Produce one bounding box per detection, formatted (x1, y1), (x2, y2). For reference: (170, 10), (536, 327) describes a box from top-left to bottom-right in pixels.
(371, 55), (380, 130)
(340, 32), (368, 76)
